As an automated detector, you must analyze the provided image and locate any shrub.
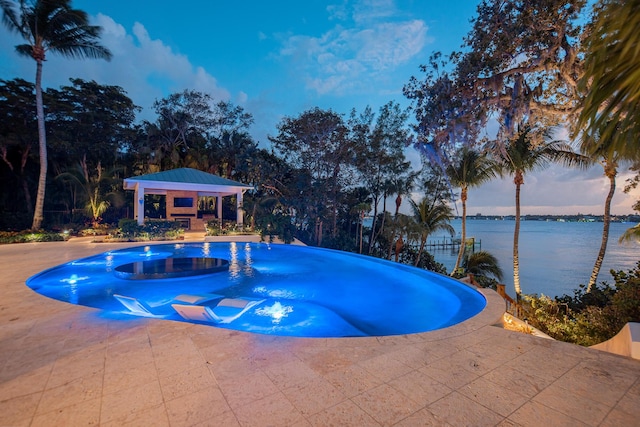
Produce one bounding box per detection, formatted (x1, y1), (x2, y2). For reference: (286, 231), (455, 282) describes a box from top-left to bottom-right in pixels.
(0, 230), (68, 244)
(110, 219), (183, 241)
(205, 219), (255, 236)
(523, 262), (640, 346)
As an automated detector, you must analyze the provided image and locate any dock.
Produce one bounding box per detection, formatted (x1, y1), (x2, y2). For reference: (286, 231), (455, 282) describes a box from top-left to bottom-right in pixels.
(425, 237), (481, 251)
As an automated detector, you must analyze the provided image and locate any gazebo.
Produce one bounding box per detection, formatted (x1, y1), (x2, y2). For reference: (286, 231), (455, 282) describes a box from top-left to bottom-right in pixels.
(123, 168), (253, 231)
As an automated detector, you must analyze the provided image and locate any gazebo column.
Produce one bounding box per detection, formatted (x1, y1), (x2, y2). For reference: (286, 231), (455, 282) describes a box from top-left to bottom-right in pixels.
(217, 196), (223, 226)
(236, 191), (244, 226)
(134, 185), (145, 225)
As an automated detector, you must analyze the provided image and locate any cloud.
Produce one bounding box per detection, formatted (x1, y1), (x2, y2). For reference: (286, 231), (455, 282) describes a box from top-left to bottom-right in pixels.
(0, 14), (229, 120)
(464, 163), (639, 216)
(279, 0), (430, 96)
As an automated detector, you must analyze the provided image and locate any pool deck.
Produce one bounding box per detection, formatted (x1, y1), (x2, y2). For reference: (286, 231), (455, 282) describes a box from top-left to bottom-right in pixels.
(1, 235), (639, 426)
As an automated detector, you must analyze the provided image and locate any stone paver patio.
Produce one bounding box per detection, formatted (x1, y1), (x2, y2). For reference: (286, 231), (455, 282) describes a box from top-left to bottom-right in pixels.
(1, 236), (639, 426)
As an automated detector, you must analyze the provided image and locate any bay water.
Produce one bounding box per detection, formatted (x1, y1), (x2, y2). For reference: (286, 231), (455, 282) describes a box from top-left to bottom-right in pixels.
(429, 219), (639, 298)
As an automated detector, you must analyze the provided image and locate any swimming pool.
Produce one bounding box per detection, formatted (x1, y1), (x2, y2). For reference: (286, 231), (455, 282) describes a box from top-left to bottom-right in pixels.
(26, 242), (486, 337)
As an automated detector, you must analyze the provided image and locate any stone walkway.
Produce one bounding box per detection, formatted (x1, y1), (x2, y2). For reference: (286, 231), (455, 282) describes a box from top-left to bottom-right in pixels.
(1, 237), (639, 426)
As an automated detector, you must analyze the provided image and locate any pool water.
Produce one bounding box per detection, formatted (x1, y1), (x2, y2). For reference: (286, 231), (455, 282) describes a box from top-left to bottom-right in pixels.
(26, 242), (486, 337)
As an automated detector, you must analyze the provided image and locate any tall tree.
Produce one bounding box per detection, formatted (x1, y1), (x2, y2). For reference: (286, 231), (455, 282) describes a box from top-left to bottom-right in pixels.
(446, 146), (497, 275)
(45, 79), (138, 173)
(0, 78), (37, 221)
(577, 0), (640, 155)
(575, 0), (640, 290)
(270, 107), (350, 244)
(409, 197), (455, 267)
(350, 102), (413, 254)
(1, 0), (112, 229)
(579, 126), (635, 291)
(456, 0), (585, 142)
(491, 127), (589, 298)
(144, 90), (214, 170)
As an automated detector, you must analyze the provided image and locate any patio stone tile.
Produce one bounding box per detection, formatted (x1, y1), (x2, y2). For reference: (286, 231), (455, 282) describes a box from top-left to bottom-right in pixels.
(205, 351), (262, 382)
(0, 365), (51, 401)
(307, 400), (379, 426)
(481, 365), (554, 399)
(324, 364), (385, 398)
(281, 376), (346, 416)
(297, 347), (363, 375)
(387, 370), (452, 406)
(507, 400), (588, 427)
(105, 320), (151, 343)
(458, 376), (529, 417)
(100, 403), (170, 427)
(447, 348), (503, 374)
(192, 410), (241, 427)
(384, 345), (440, 370)
(233, 391), (305, 427)
(105, 337), (155, 372)
(158, 364), (218, 401)
(612, 390), (640, 418)
(1, 340), (63, 378)
(359, 353), (414, 383)
(0, 392), (41, 427)
(30, 397), (101, 427)
(600, 406), (640, 427)
(426, 391), (504, 426)
(103, 357), (158, 395)
(351, 383), (424, 426)
(36, 370), (103, 415)
(99, 379), (164, 425)
(554, 361), (636, 407)
(505, 345), (582, 381)
(532, 383), (611, 426)
(46, 344), (106, 389)
(165, 386), (231, 427)
(218, 370), (279, 410)
(393, 407), (443, 426)
(419, 355), (480, 390)
(153, 349), (206, 377)
(263, 359), (320, 389)
(495, 419), (524, 427)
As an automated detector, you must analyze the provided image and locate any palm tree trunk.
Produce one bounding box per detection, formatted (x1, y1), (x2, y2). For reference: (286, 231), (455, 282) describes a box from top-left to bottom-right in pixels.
(358, 212), (364, 254)
(32, 59), (47, 230)
(587, 166), (616, 292)
(513, 173), (523, 299)
(368, 195), (380, 255)
(452, 187), (468, 275)
(415, 234), (426, 266)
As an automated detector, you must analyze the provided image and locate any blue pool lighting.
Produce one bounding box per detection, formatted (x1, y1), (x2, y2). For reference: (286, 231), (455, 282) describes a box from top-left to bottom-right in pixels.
(26, 242), (486, 337)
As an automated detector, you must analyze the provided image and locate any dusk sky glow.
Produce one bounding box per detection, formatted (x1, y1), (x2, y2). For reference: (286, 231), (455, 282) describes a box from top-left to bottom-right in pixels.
(1, 0), (637, 215)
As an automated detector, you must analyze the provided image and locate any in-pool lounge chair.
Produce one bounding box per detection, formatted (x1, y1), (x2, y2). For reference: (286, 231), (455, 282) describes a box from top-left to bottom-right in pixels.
(114, 293), (222, 317)
(113, 294), (168, 317)
(172, 297), (265, 324)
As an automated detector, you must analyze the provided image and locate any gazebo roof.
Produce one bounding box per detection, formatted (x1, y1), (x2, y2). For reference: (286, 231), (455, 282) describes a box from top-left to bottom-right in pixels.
(124, 168), (252, 195)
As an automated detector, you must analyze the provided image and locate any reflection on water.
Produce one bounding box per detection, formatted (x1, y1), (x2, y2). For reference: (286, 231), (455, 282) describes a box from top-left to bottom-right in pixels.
(431, 219), (639, 297)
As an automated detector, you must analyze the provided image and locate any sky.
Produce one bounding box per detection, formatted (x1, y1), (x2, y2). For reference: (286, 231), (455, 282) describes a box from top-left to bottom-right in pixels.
(0, 0), (638, 216)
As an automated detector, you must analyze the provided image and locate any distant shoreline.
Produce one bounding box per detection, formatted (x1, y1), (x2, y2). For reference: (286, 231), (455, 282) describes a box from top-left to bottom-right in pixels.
(463, 214), (640, 223)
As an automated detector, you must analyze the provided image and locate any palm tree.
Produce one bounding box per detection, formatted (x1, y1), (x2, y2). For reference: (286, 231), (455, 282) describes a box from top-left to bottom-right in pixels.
(409, 198), (454, 267)
(446, 146), (497, 275)
(580, 127), (636, 292)
(1, 0), (112, 229)
(56, 157), (122, 227)
(577, 0), (640, 156)
(491, 127), (590, 299)
(462, 250), (503, 282)
(576, 0), (640, 291)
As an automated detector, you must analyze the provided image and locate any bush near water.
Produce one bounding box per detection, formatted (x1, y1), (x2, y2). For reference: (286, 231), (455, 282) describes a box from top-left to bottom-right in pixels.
(522, 262), (640, 346)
